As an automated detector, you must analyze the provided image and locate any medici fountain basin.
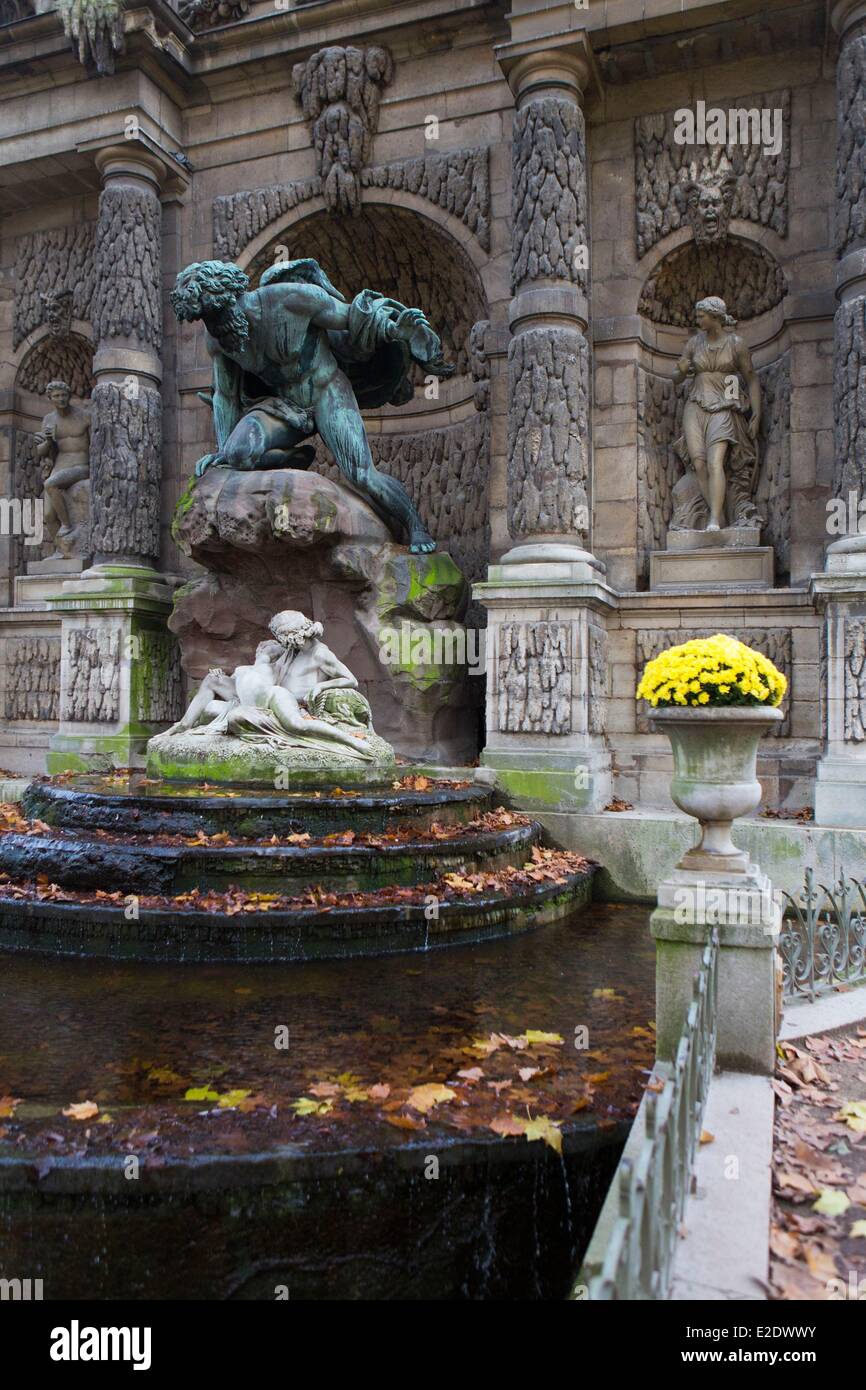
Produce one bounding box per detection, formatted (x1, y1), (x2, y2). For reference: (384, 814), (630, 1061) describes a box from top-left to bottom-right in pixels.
(0, 770), (655, 1299)
(0, 771), (594, 962)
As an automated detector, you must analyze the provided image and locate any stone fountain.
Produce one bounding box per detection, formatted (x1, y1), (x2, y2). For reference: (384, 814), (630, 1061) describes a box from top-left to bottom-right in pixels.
(0, 258), (595, 963)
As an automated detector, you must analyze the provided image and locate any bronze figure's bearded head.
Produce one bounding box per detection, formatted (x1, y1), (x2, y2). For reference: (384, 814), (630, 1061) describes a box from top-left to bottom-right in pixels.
(170, 260), (250, 323)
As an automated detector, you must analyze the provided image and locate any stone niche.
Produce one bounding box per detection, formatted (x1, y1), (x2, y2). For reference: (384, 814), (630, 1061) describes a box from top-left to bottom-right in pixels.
(170, 467), (477, 766)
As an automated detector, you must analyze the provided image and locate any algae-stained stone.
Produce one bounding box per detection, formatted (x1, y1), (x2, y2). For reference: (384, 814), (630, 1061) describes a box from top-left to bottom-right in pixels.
(147, 729), (396, 788)
(170, 468), (474, 763)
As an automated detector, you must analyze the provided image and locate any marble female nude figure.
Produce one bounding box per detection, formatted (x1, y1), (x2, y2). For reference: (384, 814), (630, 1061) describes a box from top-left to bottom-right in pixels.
(170, 258), (454, 554)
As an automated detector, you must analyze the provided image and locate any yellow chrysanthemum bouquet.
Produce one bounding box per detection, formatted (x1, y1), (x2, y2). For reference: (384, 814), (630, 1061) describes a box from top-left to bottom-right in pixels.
(635, 634), (786, 710)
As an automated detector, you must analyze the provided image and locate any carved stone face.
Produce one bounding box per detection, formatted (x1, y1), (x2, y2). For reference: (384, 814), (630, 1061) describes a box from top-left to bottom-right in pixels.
(46, 382), (71, 410)
(686, 176), (736, 245)
(41, 288), (74, 338)
(695, 309), (722, 333)
(270, 612), (318, 652)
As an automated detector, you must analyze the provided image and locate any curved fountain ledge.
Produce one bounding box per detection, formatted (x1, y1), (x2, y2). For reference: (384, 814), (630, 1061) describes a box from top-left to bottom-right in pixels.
(0, 775), (596, 962)
(22, 777), (492, 838)
(0, 1125), (625, 1300)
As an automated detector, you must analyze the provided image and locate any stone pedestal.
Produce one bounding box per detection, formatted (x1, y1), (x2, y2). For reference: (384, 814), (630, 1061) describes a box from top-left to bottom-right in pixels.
(820, 0), (866, 827)
(812, 562), (866, 826)
(14, 572), (77, 609)
(170, 468), (474, 766)
(666, 526), (763, 551)
(27, 556), (89, 577)
(650, 545), (774, 592)
(651, 861), (781, 1076)
(46, 566), (182, 773)
(473, 565), (617, 811)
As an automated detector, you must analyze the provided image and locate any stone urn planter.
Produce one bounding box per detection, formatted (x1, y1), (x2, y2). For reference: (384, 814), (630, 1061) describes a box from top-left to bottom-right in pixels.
(650, 705), (784, 871)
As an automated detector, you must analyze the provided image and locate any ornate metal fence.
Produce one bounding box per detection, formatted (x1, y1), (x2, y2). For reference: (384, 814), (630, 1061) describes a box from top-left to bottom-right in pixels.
(575, 929), (719, 1300)
(779, 868), (866, 1001)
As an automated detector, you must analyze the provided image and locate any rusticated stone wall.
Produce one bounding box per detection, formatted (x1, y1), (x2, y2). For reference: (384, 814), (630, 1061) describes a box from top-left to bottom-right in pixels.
(508, 328), (589, 544)
(14, 225), (96, 349)
(88, 384), (162, 561)
(634, 90), (791, 257)
(2, 637), (60, 721)
(62, 629), (120, 723)
(136, 630), (183, 724)
(844, 617), (866, 742)
(213, 147), (491, 261)
(497, 622), (571, 735)
(17, 335), (94, 400)
(511, 99), (587, 292)
(638, 241), (787, 327)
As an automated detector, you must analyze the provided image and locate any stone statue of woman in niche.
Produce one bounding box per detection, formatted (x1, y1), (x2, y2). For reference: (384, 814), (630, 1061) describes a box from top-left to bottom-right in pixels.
(669, 296), (763, 534)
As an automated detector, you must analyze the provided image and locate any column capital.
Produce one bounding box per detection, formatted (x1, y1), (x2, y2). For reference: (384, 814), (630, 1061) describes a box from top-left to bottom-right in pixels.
(830, 0), (866, 39)
(79, 135), (190, 196)
(93, 143), (167, 191)
(496, 30), (599, 107)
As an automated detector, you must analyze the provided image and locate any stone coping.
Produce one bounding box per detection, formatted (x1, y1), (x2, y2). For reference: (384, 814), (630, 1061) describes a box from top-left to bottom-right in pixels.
(532, 807), (866, 900)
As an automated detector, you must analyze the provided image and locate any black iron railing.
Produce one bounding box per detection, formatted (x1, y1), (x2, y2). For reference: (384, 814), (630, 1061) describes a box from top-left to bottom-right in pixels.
(779, 868), (866, 1001)
(574, 929), (719, 1300)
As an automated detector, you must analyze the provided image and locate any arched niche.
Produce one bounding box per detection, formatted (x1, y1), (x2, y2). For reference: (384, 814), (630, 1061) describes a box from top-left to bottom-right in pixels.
(240, 203), (492, 586)
(633, 234), (792, 589)
(637, 234), (787, 328)
(15, 329), (95, 402)
(245, 203), (488, 381)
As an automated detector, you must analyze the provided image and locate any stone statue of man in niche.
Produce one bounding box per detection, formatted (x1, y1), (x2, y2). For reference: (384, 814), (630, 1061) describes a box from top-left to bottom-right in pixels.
(170, 257), (455, 553)
(670, 296), (763, 533)
(34, 379), (91, 559)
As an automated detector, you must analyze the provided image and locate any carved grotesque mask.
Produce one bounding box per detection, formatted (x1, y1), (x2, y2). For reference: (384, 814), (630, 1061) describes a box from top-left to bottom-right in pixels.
(685, 174), (736, 245)
(41, 288), (74, 338)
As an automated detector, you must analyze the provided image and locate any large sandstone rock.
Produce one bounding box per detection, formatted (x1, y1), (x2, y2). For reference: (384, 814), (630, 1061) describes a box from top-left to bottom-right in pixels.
(170, 467), (476, 764)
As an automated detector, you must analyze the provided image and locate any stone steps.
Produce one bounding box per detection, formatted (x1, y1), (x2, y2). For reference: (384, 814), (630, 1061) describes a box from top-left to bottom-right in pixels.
(21, 777), (492, 839)
(0, 774), (596, 962)
(0, 870), (595, 963)
(0, 821), (540, 897)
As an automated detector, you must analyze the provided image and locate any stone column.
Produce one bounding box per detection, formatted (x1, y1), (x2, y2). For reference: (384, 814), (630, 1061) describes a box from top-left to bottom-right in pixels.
(498, 35), (600, 579)
(814, 1), (866, 822)
(89, 144), (165, 570)
(473, 29), (616, 813)
(47, 144), (182, 771)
